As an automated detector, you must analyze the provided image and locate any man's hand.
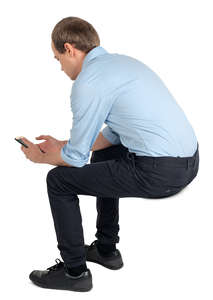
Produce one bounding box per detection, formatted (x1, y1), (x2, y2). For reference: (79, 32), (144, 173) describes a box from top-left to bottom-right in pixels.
(20, 136), (71, 167)
(20, 137), (44, 163)
(35, 135), (67, 153)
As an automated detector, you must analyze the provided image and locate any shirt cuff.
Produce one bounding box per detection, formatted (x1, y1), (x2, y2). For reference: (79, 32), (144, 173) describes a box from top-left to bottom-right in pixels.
(60, 146), (88, 167)
(102, 126), (121, 145)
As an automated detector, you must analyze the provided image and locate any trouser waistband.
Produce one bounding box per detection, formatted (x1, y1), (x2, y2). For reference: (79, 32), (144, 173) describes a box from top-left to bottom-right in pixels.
(126, 142), (199, 169)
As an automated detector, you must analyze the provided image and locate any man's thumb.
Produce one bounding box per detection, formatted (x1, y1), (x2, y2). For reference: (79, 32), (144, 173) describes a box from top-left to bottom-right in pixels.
(36, 135), (50, 140)
(36, 135), (46, 140)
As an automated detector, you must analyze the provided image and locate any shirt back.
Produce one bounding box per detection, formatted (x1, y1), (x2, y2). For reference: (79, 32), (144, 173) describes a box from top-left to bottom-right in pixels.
(61, 46), (198, 167)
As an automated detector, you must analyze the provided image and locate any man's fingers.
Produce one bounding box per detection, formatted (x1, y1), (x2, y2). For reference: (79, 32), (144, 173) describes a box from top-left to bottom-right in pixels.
(35, 135), (46, 140)
(21, 137), (33, 146)
(21, 145), (27, 154)
(35, 135), (51, 140)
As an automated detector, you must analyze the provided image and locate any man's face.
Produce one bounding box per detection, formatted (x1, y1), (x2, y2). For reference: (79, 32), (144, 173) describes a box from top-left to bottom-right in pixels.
(51, 41), (84, 80)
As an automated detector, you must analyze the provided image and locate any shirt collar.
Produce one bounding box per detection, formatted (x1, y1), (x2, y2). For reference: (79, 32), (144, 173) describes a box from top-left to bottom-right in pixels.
(82, 46), (108, 70)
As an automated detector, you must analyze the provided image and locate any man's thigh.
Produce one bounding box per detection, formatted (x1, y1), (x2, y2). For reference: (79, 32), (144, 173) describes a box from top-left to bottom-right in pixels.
(46, 148), (147, 199)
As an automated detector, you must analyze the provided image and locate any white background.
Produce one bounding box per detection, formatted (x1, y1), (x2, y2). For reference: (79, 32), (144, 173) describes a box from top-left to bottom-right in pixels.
(0, 0), (212, 299)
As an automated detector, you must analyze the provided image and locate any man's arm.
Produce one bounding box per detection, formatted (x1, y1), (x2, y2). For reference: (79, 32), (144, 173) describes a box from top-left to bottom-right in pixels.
(91, 125), (121, 151)
(60, 82), (115, 167)
(41, 149), (74, 167)
(91, 132), (114, 151)
(44, 134), (112, 165)
(48, 132), (116, 164)
(61, 132), (115, 153)
(43, 128), (119, 165)
(60, 122), (121, 158)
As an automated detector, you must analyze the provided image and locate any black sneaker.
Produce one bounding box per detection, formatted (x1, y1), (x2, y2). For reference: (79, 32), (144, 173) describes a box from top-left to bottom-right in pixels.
(85, 240), (124, 270)
(29, 258), (93, 292)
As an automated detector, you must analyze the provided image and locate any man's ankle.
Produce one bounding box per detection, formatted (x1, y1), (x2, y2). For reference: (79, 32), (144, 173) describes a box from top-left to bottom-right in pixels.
(65, 263), (87, 277)
(96, 241), (116, 255)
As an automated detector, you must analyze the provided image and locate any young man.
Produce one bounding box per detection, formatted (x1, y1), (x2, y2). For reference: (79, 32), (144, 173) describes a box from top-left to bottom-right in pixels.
(21, 17), (199, 292)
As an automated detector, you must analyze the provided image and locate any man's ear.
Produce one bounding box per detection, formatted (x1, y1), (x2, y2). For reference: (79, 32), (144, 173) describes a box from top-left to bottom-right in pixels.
(64, 43), (74, 57)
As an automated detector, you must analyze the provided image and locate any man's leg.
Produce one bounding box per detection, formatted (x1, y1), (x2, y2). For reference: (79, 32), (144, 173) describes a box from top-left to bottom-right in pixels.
(46, 144), (130, 274)
(46, 172), (88, 276)
(90, 144), (129, 254)
(47, 141), (177, 273)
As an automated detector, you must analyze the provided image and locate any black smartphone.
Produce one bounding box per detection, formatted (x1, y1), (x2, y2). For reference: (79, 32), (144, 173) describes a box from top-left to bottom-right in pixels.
(15, 136), (46, 153)
(15, 136), (28, 148)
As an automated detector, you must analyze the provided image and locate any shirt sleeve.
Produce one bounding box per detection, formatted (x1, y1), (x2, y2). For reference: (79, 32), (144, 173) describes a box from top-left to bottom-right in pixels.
(102, 125), (121, 145)
(61, 82), (112, 167)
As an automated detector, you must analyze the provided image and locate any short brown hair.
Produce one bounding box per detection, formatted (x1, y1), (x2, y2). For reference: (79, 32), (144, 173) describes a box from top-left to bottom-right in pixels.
(51, 16), (100, 54)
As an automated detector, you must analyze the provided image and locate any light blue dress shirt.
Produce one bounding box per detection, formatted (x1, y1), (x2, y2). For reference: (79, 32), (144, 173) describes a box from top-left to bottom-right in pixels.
(61, 46), (198, 167)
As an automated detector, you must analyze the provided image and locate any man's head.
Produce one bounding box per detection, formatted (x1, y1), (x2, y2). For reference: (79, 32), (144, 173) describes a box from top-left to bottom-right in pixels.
(51, 17), (100, 80)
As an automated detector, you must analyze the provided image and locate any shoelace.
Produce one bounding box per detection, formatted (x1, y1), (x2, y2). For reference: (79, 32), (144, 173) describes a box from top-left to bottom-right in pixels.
(47, 258), (64, 272)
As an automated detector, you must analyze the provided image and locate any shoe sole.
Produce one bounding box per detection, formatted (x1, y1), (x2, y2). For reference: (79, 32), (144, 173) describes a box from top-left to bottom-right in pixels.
(30, 278), (93, 292)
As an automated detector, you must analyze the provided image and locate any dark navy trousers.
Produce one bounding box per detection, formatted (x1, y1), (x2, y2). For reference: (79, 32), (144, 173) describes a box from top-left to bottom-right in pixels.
(46, 142), (199, 268)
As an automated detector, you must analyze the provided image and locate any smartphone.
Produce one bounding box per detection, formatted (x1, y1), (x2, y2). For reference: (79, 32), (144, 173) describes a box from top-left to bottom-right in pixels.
(15, 136), (28, 148)
(15, 136), (46, 153)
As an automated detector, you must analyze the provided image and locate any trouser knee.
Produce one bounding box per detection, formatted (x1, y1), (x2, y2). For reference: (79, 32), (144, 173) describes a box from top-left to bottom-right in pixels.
(46, 166), (70, 196)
